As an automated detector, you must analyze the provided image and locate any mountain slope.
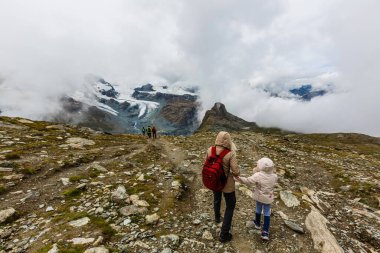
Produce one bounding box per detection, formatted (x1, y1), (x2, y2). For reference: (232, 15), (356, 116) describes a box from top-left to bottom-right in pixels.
(0, 116), (379, 252)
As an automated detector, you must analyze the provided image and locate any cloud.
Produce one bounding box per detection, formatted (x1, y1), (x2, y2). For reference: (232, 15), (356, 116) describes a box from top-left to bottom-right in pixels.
(0, 0), (379, 136)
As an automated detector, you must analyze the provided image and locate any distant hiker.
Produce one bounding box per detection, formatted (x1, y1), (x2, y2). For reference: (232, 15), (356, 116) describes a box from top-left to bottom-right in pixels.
(147, 126), (152, 138)
(203, 131), (240, 243)
(152, 125), (157, 139)
(236, 157), (278, 241)
(142, 126), (146, 135)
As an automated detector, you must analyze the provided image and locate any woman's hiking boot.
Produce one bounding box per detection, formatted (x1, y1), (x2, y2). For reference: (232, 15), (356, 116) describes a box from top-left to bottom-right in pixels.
(219, 232), (233, 243)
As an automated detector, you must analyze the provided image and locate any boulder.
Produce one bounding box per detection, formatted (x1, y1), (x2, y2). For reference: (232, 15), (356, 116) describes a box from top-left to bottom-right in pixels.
(130, 195), (150, 207)
(65, 137), (95, 149)
(284, 220), (305, 234)
(280, 191), (300, 207)
(111, 185), (128, 201)
(61, 178), (70, 186)
(69, 217), (90, 227)
(0, 208), (16, 223)
(89, 163), (108, 173)
(305, 206), (344, 253)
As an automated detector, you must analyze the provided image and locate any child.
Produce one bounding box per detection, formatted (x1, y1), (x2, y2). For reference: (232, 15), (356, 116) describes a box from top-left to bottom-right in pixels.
(236, 157), (278, 240)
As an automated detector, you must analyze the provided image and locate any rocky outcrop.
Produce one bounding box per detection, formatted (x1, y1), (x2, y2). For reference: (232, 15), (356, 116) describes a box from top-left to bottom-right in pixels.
(305, 206), (344, 253)
(159, 98), (199, 130)
(198, 102), (260, 132)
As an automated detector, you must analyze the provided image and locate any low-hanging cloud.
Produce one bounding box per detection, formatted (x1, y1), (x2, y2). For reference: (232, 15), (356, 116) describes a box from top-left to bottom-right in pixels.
(0, 0), (379, 136)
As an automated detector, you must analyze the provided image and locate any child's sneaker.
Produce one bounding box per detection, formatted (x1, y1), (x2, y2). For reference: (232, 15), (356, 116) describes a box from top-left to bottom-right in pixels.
(253, 220), (261, 230)
(261, 231), (269, 241)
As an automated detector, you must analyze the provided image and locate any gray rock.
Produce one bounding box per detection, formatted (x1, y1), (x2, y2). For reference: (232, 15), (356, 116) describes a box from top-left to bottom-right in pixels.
(68, 237), (95, 245)
(120, 205), (148, 216)
(202, 230), (213, 240)
(161, 248), (172, 253)
(0, 167), (13, 172)
(160, 234), (180, 247)
(76, 183), (87, 190)
(69, 217), (90, 227)
(47, 243), (59, 253)
(305, 206), (344, 253)
(3, 174), (24, 180)
(130, 195), (150, 207)
(340, 185), (351, 192)
(18, 119), (34, 124)
(111, 185), (128, 201)
(83, 246), (109, 253)
(123, 218), (131, 225)
(284, 220), (305, 233)
(89, 163), (108, 172)
(65, 137), (95, 149)
(0, 228), (12, 239)
(280, 191), (300, 207)
(193, 219), (201, 225)
(171, 180), (182, 190)
(145, 213), (160, 224)
(0, 208), (16, 223)
(60, 178), (70, 186)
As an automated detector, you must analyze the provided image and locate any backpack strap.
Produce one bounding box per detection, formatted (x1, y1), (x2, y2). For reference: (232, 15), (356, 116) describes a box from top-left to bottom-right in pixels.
(211, 146), (217, 157)
(218, 148), (230, 159)
(217, 148), (231, 177)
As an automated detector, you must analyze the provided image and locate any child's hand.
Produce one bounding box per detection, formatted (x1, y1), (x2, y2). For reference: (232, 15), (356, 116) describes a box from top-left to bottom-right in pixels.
(234, 176), (241, 182)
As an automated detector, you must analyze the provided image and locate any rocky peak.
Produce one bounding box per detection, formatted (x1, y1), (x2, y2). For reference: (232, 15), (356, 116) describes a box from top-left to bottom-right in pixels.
(198, 102), (259, 132)
(210, 102), (228, 116)
(134, 83), (155, 92)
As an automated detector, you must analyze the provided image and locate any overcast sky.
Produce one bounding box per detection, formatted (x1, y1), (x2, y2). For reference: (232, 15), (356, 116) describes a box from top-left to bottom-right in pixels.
(0, 0), (379, 136)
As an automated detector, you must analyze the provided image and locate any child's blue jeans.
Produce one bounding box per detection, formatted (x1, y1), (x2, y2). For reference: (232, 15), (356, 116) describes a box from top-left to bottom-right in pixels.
(255, 201), (271, 233)
(256, 201), (271, 216)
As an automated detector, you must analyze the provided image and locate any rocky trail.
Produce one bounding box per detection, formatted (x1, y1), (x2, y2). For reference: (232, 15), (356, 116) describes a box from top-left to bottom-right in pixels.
(1, 116), (380, 253)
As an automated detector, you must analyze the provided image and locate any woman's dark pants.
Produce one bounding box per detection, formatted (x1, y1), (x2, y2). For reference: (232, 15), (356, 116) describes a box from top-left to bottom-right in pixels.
(213, 191), (236, 236)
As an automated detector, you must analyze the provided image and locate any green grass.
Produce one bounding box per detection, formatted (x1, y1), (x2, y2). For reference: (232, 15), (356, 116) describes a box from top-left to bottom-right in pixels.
(88, 169), (101, 178)
(20, 167), (38, 175)
(56, 243), (84, 253)
(35, 244), (53, 253)
(63, 187), (85, 198)
(0, 161), (20, 168)
(60, 154), (97, 169)
(90, 216), (116, 240)
(5, 152), (21, 160)
(69, 174), (86, 182)
(0, 184), (6, 194)
(126, 183), (153, 195)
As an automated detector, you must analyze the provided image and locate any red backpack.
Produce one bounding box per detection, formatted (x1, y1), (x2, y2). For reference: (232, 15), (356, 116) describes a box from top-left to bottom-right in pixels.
(202, 146), (230, 191)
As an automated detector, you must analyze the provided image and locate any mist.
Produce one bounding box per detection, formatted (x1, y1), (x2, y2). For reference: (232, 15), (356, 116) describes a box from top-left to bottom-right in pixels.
(0, 0), (379, 136)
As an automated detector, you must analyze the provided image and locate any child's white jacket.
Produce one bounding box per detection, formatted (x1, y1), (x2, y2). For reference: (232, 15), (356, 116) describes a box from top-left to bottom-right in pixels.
(239, 166), (278, 204)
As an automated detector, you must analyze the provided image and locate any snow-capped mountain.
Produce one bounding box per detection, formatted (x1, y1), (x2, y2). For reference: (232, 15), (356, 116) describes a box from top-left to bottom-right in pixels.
(260, 84), (331, 101)
(55, 77), (199, 135)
